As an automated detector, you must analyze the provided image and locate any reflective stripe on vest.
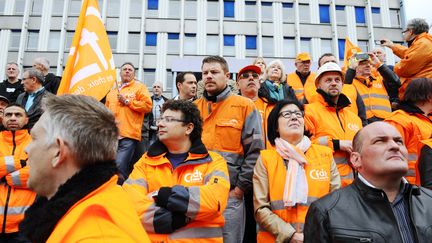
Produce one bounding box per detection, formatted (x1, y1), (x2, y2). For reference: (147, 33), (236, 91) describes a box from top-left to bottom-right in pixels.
(354, 79), (391, 119)
(186, 186), (200, 221)
(4, 156), (16, 173)
(270, 197), (320, 210)
(10, 170), (23, 187)
(318, 136), (328, 146)
(0, 205), (30, 215)
(124, 178), (148, 190)
(169, 227), (223, 240)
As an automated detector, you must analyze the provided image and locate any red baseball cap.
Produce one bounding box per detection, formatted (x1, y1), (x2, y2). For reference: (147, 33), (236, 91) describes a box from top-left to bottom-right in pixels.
(237, 65), (262, 80)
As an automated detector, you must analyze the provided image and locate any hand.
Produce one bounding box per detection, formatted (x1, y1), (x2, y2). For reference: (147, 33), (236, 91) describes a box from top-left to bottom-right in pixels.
(339, 140), (353, 154)
(380, 39), (394, 48)
(289, 232), (304, 243)
(348, 55), (359, 69)
(117, 93), (129, 105)
(229, 187), (244, 199)
(368, 52), (382, 68)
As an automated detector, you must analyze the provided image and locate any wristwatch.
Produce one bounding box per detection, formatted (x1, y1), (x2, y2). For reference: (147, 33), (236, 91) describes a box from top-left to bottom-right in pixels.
(125, 99), (130, 105)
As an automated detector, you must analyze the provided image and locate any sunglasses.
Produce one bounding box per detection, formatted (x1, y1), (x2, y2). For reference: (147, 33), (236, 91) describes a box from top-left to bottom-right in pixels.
(240, 73), (259, 79)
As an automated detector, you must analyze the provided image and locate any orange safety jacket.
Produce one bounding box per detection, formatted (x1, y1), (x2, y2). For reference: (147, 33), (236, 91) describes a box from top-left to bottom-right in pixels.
(287, 72), (316, 103)
(385, 106), (432, 184)
(304, 92), (362, 187)
(352, 75), (392, 120)
(254, 97), (275, 149)
(391, 32), (432, 98)
(123, 139), (230, 242)
(0, 130), (36, 233)
(417, 139), (432, 186)
(253, 145), (340, 242)
(105, 79), (152, 141)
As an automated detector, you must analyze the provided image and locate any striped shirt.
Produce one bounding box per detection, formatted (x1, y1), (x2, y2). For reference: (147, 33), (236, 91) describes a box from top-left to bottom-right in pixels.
(391, 183), (415, 243)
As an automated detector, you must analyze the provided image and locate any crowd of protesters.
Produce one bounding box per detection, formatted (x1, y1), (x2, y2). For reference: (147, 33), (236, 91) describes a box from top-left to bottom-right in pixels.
(0, 17), (431, 243)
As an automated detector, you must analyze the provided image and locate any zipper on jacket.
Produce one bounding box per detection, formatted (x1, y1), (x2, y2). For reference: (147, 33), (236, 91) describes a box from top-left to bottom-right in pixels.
(2, 186), (12, 233)
(335, 108), (345, 133)
(11, 131), (16, 156)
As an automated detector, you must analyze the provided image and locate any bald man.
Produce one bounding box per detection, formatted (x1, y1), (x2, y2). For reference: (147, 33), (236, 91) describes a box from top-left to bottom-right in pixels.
(304, 122), (432, 242)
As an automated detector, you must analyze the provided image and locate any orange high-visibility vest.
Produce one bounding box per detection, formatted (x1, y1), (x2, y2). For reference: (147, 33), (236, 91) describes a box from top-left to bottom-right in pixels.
(287, 72), (316, 103)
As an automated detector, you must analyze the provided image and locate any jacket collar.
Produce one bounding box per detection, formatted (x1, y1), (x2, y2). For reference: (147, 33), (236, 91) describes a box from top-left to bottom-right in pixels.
(145, 138), (210, 165)
(203, 85), (231, 103)
(20, 161), (118, 243)
(316, 89), (351, 110)
(1, 129), (30, 145)
(354, 176), (420, 202)
(398, 101), (426, 115)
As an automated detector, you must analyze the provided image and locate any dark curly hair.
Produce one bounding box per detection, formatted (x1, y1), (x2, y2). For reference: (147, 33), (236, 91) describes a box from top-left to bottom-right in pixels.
(403, 78), (432, 105)
(162, 100), (203, 142)
(267, 99), (311, 145)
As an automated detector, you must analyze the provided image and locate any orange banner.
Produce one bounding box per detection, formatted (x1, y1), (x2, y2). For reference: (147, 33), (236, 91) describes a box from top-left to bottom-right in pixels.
(342, 37), (362, 73)
(57, 0), (115, 101)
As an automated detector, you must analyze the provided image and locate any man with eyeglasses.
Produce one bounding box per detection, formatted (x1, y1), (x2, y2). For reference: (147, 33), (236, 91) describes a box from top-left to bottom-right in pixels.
(304, 62), (362, 187)
(0, 62), (24, 103)
(105, 62), (152, 184)
(123, 100), (230, 242)
(381, 18), (432, 98)
(286, 52), (316, 104)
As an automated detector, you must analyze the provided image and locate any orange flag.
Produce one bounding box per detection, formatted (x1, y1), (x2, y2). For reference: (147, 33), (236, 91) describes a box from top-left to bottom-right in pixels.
(57, 0), (115, 101)
(342, 37), (362, 73)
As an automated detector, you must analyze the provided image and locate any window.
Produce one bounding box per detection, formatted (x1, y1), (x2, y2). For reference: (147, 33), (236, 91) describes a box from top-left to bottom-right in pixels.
(224, 1), (234, 18)
(371, 7), (381, 26)
(52, 0), (64, 15)
(65, 31), (74, 50)
(14, 0), (26, 14)
(143, 69), (156, 87)
(128, 32), (140, 52)
(262, 36), (273, 56)
(130, 0), (142, 17)
(245, 1), (256, 21)
(283, 37), (296, 58)
(0, 0), (5, 14)
(27, 31), (39, 50)
(31, 0), (43, 15)
(355, 7), (365, 24)
(338, 39), (345, 60)
(48, 31), (61, 51)
(107, 32), (118, 52)
(9, 30), (21, 51)
(389, 9), (400, 28)
(358, 40), (369, 52)
(207, 1), (219, 19)
(206, 35), (219, 55)
(146, 32), (157, 47)
(148, 0), (158, 10)
(282, 3), (294, 23)
(321, 39), (332, 55)
(168, 0), (180, 18)
(184, 33), (196, 55)
(185, 1), (197, 19)
(335, 5), (346, 25)
(107, 0), (120, 17)
(166, 69), (173, 90)
(319, 5), (330, 23)
(300, 38), (311, 54)
(261, 2), (272, 21)
(224, 35), (235, 56)
(69, 0), (82, 16)
(167, 33), (180, 54)
(246, 35), (257, 56)
(299, 4), (310, 23)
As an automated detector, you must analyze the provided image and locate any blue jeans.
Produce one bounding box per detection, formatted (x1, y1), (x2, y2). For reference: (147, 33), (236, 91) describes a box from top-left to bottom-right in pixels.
(116, 138), (138, 184)
(223, 195), (245, 243)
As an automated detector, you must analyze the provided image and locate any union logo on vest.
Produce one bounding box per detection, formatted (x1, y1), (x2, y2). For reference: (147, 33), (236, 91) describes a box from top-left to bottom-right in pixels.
(184, 169), (203, 183)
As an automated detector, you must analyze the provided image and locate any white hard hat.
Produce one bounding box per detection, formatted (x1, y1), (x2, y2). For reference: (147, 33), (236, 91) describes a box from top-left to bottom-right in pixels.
(314, 62), (344, 87)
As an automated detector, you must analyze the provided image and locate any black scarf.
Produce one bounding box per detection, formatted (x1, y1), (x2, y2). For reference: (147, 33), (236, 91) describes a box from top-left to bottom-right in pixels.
(20, 161), (118, 243)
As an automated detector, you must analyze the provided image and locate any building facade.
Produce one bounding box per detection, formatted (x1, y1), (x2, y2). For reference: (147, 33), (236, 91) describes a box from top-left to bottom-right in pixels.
(0, 0), (405, 96)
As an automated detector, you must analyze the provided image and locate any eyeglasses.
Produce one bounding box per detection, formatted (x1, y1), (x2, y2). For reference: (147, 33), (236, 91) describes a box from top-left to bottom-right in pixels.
(402, 29), (411, 34)
(279, 110), (303, 119)
(240, 73), (259, 79)
(22, 77), (32, 80)
(156, 116), (185, 124)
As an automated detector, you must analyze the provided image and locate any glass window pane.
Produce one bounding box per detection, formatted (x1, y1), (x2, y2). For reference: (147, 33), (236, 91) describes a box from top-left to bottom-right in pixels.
(207, 1), (219, 19)
(223, 35), (235, 56)
(52, 0), (64, 15)
(143, 69), (156, 87)
(65, 31), (74, 51)
(390, 9), (400, 28)
(336, 7), (346, 25)
(31, 0), (43, 15)
(299, 4), (310, 23)
(107, 32), (117, 52)
(358, 40), (369, 52)
(0, 0), (5, 14)
(14, 0), (26, 14)
(130, 0), (142, 17)
(262, 36), (273, 56)
(69, 0), (82, 16)
(184, 34), (196, 55)
(27, 31), (39, 50)
(283, 38), (295, 58)
(206, 35), (219, 55)
(261, 2), (272, 21)
(128, 32), (140, 53)
(9, 30), (21, 51)
(168, 0), (180, 18)
(224, 1), (234, 18)
(166, 70), (173, 91)
(167, 34), (179, 54)
(185, 0), (196, 19)
(245, 1), (256, 21)
(300, 38), (311, 53)
(107, 0), (120, 17)
(321, 39), (332, 55)
(48, 31), (61, 51)
(283, 4), (294, 23)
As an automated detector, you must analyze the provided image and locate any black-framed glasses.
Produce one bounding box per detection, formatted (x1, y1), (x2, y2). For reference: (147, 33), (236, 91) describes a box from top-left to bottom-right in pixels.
(156, 116), (185, 124)
(22, 77), (33, 81)
(240, 73), (259, 79)
(278, 110), (303, 119)
(402, 29), (411, 34)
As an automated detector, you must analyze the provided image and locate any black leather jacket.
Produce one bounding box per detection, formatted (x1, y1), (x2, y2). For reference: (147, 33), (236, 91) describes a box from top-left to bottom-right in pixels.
(304, 177), (432, 243)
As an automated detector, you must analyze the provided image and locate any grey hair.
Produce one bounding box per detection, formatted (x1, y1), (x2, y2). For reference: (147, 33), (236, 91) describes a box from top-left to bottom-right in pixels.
(33, 57), (50, 71)
(6, 62), (20, 73)
(41, 95), (119, 165)
(407, 18), (430, 35)
(263, 59), (287, 83)
(25, 68), (45, 84)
